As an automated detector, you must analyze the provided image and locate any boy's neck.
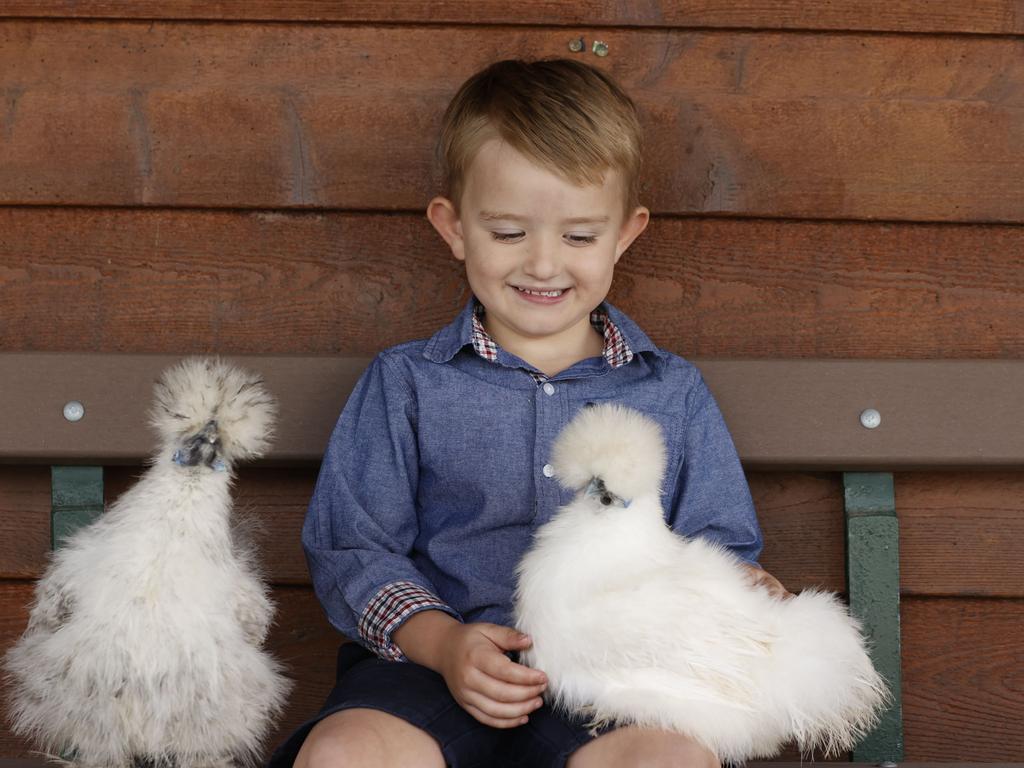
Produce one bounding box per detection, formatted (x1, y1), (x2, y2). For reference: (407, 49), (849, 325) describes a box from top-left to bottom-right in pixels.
(482, 314), (605, 379)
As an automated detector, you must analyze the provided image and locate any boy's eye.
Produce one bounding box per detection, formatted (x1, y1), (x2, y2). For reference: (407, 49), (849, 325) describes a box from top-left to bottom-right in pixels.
(490, 232), (598, 245)
(566, 234), (597, 245)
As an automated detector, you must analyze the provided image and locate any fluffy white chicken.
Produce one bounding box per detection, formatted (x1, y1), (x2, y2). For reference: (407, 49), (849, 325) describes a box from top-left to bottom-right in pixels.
(4, 356), (290, 768)
(513, 402), (889, 762)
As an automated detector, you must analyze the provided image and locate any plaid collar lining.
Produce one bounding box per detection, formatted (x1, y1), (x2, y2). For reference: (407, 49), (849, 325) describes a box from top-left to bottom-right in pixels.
(470, 302), (634, 383)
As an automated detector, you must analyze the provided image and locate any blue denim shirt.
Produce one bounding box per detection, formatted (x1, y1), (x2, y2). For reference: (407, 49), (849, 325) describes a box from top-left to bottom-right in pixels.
(303, 296), (763, 657)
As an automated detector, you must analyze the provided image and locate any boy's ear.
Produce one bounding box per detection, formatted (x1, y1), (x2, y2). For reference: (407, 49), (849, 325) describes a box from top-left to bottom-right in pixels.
(614, 205), (650, 264)
(426, 196), (466, 262)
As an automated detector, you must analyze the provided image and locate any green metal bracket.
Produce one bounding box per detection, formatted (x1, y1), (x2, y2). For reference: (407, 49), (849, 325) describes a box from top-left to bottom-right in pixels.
(51, 466), (104, 549)
(50, 466), (103, 764)
(844, 471), (904, 762)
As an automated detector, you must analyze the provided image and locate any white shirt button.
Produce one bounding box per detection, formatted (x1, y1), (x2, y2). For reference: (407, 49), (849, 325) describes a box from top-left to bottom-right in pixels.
(542, 463), (555, 477)
(543, 383), (555, 396)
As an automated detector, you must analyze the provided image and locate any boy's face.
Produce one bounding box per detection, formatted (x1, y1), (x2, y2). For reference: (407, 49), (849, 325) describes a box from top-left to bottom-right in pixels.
(427, 137), (649, 357)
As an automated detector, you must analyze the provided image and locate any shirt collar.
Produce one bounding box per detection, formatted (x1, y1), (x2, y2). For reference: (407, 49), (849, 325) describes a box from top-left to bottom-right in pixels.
(422, 295), (663, 371)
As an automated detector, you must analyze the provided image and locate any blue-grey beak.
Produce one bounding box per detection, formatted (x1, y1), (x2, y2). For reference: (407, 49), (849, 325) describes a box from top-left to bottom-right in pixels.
(172, 420), (226, 471)
(584, 477), (631, 508)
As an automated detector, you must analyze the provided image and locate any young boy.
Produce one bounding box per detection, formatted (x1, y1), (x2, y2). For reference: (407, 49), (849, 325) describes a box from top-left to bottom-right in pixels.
(267, 58), (791, 768)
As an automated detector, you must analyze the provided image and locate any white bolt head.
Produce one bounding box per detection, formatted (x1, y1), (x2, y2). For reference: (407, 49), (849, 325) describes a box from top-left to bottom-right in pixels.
(860, 408), (881, 429)
(63, 400), (85, 422)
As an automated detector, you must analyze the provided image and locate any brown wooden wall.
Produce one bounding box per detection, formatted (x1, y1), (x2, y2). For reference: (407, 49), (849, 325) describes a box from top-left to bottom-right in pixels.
(1, 2), (1022, 761)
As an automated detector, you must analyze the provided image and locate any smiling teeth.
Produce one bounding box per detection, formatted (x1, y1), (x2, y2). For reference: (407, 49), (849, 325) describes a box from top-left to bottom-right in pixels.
(516, 287), (565, 297)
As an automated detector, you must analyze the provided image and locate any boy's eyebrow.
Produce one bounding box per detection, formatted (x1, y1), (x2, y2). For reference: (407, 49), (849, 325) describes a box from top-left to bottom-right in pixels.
(477, 210), (610, 225)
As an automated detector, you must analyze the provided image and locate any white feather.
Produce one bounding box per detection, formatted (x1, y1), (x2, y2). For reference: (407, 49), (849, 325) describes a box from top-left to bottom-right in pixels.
(514, 403), (889, 762)
(4, 357), (290, 768)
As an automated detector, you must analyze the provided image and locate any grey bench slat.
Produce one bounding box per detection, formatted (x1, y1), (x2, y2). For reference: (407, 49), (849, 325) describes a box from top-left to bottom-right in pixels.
(1, 353), (1022, 469)
(4, 762), (1023, 768)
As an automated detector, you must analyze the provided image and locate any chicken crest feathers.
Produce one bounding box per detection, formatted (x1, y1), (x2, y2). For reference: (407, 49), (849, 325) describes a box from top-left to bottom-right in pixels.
(148, 356), (277, 464)
(550, 402), (665, 500)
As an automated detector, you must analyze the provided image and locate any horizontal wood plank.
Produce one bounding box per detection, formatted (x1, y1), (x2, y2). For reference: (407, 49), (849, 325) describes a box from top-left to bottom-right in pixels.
(902, 597), (1024, 760)
(896, 472), (1024, 597)
(3, 352), (1023, 469)
(0, 1), (1021, 34)
(751, 472), (846, 594)
(0, 466), (50, 580)
(6, 467), (1024, 598)
(1, 210), (1022, 358)
(0, 582), (35, 758)
(4, 467), (850, 590)
(1, 24), (1021, 221)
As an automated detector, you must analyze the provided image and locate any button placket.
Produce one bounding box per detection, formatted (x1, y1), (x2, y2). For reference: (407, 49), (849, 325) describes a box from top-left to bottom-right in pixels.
(534, 380), (567, 524)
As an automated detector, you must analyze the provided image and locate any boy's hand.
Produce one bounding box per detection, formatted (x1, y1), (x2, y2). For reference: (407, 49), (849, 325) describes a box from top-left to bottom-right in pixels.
(740, 563), (795, 601)
(436, 622), (548, 729)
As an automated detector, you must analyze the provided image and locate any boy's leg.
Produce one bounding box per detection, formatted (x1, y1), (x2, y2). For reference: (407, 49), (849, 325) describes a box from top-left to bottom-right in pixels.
(266, 642), (505, 768)
(294, 708), (444, 768)
(504, 700), (719, 768)
(566, 726), (719, 768)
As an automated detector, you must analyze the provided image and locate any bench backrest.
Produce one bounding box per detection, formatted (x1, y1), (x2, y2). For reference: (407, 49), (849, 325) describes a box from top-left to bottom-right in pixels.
(3, 353), (1022, 469)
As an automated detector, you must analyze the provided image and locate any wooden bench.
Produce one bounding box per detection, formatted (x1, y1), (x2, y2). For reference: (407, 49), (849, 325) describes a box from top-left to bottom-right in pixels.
(3, 352), (1023, 765)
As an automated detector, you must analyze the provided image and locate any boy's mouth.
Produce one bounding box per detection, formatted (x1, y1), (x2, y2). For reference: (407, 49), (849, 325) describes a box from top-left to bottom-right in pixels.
(513, 285), (569, 299)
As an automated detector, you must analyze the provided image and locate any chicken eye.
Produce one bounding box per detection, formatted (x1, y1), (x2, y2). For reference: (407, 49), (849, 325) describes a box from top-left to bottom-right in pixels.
(600, 493), (614, 506)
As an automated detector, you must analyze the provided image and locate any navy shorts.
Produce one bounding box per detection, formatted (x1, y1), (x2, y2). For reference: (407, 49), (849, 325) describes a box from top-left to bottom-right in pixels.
(265, 643), (614, 768)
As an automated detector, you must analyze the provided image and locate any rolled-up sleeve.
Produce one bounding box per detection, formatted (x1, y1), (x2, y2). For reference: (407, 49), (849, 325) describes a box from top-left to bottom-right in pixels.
(302, 352), (461, 660)
(669, 370), (764, 567)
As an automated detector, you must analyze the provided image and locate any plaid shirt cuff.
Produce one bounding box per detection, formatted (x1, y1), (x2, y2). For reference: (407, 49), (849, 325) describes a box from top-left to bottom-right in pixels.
(358, 580), (461, 661)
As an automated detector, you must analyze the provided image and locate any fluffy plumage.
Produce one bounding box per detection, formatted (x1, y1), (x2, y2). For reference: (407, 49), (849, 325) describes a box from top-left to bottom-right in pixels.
(513, 402), (889, 762)
(4, 356), (290, 768)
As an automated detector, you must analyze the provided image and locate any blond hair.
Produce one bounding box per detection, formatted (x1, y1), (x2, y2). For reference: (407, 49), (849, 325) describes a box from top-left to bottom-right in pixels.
(434, 58), (644, 219)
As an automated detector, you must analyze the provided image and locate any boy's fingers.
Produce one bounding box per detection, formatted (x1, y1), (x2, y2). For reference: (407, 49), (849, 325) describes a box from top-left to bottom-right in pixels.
(466, 690), (544, 721)
(480, 652), (547, 687)
(469, 667), (546, 703)
(461, 683), (544, 723)
(741, 565), (793, 599)
(462, 701), (532, 730)
(478, 623), (533, 651)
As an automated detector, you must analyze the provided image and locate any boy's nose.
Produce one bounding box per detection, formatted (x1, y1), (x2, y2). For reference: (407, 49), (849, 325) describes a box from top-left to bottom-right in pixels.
(522, 241), (560, 279)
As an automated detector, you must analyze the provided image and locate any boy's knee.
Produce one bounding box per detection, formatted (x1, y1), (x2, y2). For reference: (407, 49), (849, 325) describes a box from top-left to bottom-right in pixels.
(293, 708), (445, 768)
(663, 741), (720, 768)
(623, 740), (719, 768)
(569, 726), (719, 768)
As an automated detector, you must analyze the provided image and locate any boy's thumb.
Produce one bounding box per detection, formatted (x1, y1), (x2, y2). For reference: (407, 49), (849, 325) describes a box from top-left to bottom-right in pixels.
(482, 624), (532, 650)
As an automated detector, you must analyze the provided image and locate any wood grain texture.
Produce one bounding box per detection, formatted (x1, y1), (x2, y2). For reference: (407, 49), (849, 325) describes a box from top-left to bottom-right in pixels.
(901, 597), (1024, 760)
(0, 583), (34, 758)
(0, 467), (50, 580)
(0, 1), (1021, 34)
(749, 471), (846, 593)
(1, 209), (1022, 359)
(4, 468), (846, 588)
(897, 472), (1024, 598)
(6, 355), (1024, 469)
(0, 581), (340, 761)
(1, 23), (1021, 221)
(6, 467), (1024, 598)
(0, 465), (315, 584)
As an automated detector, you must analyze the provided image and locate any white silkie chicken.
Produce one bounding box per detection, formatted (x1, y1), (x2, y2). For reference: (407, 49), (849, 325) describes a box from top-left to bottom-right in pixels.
(4, 356), (290, 768)
(513, 402), (889, 762)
